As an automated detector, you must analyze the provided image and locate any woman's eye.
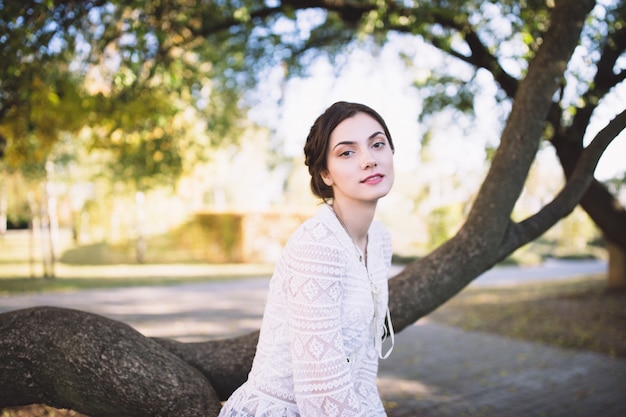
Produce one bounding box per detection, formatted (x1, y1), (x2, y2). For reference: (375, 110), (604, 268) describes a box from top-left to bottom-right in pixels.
(339, 150), (353, 157)
(373, 141), (385, 149)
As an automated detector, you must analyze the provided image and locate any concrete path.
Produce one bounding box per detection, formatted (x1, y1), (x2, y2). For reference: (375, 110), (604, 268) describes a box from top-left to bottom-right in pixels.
(379, 323), (626, 417)
(1, 261), (624, 417)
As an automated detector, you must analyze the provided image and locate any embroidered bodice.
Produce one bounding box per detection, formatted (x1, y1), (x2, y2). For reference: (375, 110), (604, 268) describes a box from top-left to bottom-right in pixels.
(219, 205), (394, 417)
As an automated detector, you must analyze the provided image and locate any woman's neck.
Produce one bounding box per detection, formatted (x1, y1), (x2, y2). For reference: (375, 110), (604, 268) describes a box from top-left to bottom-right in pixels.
(330, 200), (376, 251)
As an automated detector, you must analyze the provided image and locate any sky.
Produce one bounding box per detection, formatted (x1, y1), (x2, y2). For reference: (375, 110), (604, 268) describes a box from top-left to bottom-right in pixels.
(583, 85), (626, 181)
(251, 39), (625, 184)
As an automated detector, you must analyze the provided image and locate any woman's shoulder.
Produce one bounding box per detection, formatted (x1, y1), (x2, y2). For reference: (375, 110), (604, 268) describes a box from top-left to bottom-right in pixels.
(288, 205), (343, 246)
(279, 206), (347, 266)
(369, 220), (393, 265)
(370, 219), (392, 242)
(281, 207), (347, 274)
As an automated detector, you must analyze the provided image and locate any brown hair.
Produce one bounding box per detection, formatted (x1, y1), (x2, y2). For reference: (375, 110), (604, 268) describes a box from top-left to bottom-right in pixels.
(304, 101), (395, 200)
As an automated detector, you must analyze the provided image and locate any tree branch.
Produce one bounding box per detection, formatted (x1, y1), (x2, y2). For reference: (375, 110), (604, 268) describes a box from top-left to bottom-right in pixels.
(153, 332), (259, 401)
(386, 5), (520, 98)
(467, 0), (594, 232)
(441, 22), (519, 98)
(388, 0), (596, 333)
(499, 107), (626, 256)
(570, 24), (626, 141)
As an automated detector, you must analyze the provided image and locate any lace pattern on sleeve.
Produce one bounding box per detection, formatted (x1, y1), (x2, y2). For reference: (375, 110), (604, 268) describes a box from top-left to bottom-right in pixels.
(285, 221), (362, 417)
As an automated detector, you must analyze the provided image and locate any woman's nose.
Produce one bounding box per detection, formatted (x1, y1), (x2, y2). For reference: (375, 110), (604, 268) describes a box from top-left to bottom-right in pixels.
(361, 151), (378, 169)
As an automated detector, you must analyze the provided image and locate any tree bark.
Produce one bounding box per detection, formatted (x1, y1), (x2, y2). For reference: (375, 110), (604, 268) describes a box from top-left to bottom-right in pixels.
(607, 240), (626, 290)
(552, 126), (626, 289)
(0, 307), (222, 417)
(388, 0), (597, 331)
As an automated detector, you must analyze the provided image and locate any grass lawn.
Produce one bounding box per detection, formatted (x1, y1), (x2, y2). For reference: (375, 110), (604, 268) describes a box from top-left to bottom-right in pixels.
(0, 262), (274, 294)
(427, 273), (626, 359)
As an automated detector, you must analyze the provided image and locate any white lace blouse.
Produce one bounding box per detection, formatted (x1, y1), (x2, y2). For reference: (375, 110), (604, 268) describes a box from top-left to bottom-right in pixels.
(219, 204), (394, 417)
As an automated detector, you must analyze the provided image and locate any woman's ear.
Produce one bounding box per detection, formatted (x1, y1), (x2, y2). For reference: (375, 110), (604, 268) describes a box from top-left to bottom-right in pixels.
(321, 170), (333, 187)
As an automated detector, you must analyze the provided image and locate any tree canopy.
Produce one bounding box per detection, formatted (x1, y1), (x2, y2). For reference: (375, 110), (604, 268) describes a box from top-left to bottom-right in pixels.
(5, 0), (623, 276)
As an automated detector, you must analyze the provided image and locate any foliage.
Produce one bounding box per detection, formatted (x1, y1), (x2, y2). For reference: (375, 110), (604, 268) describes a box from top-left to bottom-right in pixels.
(425, 204), (465, 251)
(604, 172), (626, 203)
(0, 0), (248, 189)
(1, 1), (623, 259)
(1, 1), (96, 174)
(0, 0), (621, 270)
(0, 70), (89, 177)
(3, 0), (622, 182)
(172, 213), (245, 263)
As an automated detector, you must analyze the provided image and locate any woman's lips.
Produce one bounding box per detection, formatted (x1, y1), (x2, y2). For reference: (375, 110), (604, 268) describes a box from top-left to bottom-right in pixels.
(361, 174), (384, 184)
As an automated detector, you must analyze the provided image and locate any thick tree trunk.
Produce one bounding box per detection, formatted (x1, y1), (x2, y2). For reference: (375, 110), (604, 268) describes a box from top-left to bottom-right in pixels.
(607, 240), (626, 290)
(0, 307), (223, 417)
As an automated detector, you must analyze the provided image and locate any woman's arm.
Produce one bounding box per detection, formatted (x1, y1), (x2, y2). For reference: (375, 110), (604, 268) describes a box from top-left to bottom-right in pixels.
(285, 228), (361, 416)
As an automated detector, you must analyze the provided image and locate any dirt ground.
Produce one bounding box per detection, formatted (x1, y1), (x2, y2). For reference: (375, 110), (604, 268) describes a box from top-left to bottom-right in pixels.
(2, 276), (624, 417)
(0, 407), (84, 417)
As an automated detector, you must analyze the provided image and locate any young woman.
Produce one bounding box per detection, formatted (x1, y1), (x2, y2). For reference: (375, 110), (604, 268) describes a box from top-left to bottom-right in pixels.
(219, 101), (395, 416)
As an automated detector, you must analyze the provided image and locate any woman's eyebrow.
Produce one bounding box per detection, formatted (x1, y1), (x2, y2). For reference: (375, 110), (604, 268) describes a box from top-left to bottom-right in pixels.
(368, 131), (385, 140)
(332, 131), (386, 150)
(332, 140), (355, 150)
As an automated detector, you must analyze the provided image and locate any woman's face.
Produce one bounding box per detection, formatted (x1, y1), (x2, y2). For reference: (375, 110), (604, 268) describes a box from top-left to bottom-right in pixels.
(322, 112), (394, 206)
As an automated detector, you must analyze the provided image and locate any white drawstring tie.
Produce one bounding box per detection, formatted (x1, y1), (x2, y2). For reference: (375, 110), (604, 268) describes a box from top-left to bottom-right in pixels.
(371, 282), (395, 359)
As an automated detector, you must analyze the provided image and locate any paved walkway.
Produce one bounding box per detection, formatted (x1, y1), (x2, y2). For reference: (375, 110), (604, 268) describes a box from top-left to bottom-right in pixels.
(379, 323), (626, 417)
(1, 264), (625, 417)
